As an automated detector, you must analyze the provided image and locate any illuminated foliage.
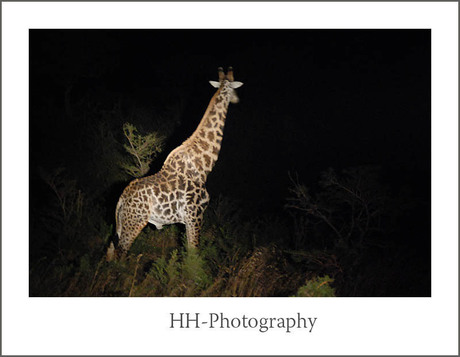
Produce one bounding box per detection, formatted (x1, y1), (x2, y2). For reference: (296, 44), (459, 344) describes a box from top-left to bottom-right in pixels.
(120, 123), (164, 178)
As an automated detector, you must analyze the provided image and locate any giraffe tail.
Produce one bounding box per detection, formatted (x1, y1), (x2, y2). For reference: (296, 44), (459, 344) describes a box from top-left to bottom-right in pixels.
(115, 198), (123, 238)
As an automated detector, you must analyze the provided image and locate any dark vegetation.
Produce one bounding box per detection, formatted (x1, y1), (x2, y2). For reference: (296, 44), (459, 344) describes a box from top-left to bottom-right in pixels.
(29, 30), (430, 297)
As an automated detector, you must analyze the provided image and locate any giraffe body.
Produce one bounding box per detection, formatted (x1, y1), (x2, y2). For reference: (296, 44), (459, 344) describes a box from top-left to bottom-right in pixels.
(108, 67), (243, 260)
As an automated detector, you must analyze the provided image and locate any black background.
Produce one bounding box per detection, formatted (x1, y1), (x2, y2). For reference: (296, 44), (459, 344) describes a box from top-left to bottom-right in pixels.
(29, 29), (431, 296)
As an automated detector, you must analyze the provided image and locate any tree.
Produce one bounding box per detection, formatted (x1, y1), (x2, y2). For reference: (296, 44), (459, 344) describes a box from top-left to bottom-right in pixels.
(286, 166), (388, 250)
(120, 123), (164, 178)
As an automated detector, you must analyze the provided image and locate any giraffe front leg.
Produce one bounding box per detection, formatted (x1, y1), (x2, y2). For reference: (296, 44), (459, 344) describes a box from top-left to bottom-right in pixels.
(183, 188), (209, 249)
(185, 217), (202, 249)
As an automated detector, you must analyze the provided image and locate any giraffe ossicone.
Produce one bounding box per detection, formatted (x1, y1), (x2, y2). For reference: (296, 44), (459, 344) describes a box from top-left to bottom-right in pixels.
(107, 67), (243, 261)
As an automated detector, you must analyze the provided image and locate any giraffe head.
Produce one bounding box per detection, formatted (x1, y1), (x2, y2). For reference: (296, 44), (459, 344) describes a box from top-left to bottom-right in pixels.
(209, 66), (243, 103)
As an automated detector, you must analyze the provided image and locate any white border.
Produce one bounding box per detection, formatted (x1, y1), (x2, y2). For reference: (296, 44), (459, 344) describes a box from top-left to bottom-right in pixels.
(2, 2), (458, 355)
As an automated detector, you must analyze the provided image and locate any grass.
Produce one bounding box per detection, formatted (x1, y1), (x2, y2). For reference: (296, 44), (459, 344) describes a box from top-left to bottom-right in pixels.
(30, 196), (337, 297)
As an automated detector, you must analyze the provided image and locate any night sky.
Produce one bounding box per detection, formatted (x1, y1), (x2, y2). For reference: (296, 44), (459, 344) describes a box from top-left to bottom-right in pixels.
(29, 29), (431, 296)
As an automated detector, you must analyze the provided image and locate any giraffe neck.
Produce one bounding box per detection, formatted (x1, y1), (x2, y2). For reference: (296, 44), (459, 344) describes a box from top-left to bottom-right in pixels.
(160, 82), (232, 184)
(186, 83), (231, 174)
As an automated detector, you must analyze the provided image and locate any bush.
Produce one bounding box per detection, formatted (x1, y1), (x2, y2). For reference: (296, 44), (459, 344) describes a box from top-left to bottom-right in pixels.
(293, 275), (336, 297)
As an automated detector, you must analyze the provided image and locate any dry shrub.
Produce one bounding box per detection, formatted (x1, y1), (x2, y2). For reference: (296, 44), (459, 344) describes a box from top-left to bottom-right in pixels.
(206, 244), (304, 297)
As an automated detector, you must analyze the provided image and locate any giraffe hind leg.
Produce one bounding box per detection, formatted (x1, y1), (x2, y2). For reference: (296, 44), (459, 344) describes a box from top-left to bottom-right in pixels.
(117, 219), (149, 259)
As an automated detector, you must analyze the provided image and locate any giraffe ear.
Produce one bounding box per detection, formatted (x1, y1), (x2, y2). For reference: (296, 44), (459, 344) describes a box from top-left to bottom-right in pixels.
(230, 81), (243, 89)
(209, 81), (221, 88)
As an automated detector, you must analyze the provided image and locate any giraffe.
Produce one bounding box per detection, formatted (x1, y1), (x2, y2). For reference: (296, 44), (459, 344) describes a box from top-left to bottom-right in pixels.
(107, 67), (243, 261)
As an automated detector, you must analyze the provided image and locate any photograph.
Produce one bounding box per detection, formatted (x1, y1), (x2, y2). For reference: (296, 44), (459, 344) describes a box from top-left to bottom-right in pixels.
(29, 29), (431, 297)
